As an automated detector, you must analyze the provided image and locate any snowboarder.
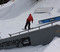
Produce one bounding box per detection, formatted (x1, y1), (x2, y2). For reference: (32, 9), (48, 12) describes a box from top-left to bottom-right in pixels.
(24, 14), (33, 30)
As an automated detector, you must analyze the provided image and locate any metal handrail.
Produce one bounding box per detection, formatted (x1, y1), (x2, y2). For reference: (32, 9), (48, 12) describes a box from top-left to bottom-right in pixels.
(9, 20), (58, 37)
(9, 19), (60, 37)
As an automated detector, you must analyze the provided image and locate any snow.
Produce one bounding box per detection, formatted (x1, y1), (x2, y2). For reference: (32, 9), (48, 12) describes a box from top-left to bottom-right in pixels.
(0, 0), (51, 38)
(0, 37), (60, 52)
(0, 1), (14, 9)
(0, 0), (60, 52)
(0, 0), (37, 38)
(0, 45), (48, 52)
(0, 0), (59, 38)
(34, 7), (53, 13)
(0, 0), (37, 20)
(43, 37), (60, 52)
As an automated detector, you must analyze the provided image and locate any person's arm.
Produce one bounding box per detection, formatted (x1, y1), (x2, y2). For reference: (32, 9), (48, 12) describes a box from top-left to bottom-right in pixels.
(32, 18), (33, 23)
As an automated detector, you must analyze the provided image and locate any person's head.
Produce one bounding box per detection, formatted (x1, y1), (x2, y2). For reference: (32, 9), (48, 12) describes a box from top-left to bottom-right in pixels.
(29, 14), (31, 16)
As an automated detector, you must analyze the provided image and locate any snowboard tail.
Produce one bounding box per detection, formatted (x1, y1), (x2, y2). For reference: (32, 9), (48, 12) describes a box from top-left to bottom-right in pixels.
(22, 28), (33, 30)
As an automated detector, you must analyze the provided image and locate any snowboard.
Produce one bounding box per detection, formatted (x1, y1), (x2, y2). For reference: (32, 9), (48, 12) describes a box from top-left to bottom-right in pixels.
(22, 28), (34, 30)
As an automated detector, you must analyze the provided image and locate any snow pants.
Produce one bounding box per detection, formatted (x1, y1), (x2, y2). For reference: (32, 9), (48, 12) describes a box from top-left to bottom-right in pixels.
(25, 21), (30, 29)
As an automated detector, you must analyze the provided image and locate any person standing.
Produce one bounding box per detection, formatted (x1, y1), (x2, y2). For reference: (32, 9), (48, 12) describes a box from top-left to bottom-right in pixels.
(24, 14), (33, 30)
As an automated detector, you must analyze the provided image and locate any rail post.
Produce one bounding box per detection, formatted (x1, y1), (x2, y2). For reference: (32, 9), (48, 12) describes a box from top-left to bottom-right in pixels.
(9, 34), (12, 37)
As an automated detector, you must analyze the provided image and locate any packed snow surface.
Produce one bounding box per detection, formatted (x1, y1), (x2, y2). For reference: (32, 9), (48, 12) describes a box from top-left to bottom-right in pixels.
(43, 37), (60, 52)
(0, 0), (60, 52)
(0, 0), (60, 38)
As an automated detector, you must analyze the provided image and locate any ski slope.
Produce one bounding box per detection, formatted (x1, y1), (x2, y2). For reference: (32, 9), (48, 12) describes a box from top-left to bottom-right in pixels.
(0, 0), (37, 38)
(0, 0), (60, 39)
(0, 0), (60, 38)
(0, 0), (37, 20)
(0, 0), (60, 52)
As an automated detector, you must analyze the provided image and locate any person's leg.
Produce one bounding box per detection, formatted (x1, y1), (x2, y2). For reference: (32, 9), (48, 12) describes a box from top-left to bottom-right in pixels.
(28, 22), (30, 29)
(25, 21), (28, 29)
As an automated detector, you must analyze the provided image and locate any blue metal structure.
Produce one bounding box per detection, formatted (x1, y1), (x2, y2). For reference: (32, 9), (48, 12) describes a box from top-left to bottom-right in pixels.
(38, 16), (60, 24)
